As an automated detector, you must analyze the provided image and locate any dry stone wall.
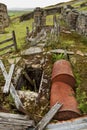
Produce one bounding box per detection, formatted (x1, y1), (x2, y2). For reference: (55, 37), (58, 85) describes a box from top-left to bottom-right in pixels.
(76, 13), (87, 36)
(62, 5), (87, 36)
(20, 6), (62, 22)
(0, 3), (9, 33)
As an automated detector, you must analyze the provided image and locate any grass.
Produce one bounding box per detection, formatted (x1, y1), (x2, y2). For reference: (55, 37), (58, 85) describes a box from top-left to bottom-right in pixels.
(76, 87), (87, 114)
(46, 15), (53, 25)
(0, 13), (58, 55)
(46, 13), (59, 25)
(0, 18), (34, 55)
(8, 10), (32, 19)
(79, 6), (87, 11)
(52, 53), (65, 63)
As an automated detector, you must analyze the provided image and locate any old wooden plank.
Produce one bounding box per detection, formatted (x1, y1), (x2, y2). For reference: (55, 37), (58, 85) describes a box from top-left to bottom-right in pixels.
(34, 102), (62, 130)
(0, 60), (26, 113)
(3, 64), (15, 93)
(0, 37), (13, 45)
(0, 118), (34, 126)
(0, 123), (29, 130)
(0, 112), (29, 120)
(0, 43), (14, 52)
(0, 125), (27, 130)
(36, 71), (44, 103)
(23, 71), (34, 86)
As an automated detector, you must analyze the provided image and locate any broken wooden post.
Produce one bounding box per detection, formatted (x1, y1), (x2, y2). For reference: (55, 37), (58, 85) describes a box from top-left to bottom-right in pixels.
(26, 26), (30, 37)
(0, 60), (26, 114)
(12, 30), (17, 51)
(35, 71), (44, 103)
(34, 102), (62, 130)
(23, 71), (34, 86)
(3, 64), (15, 94)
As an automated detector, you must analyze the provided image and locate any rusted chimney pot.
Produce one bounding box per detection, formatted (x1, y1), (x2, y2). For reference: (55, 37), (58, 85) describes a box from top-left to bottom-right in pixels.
(50, 81), (81, 120)
(52, 60), (76, 88)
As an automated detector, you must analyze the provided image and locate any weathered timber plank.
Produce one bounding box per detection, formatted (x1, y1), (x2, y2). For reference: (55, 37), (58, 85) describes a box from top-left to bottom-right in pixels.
(0, 112), (29, 120)
(0, 124), (27, 130)
(0, 112), (34, 130)
(23, 71), (34, 86)
(34, 102), (62, 130)
(0, 118), (34, 126)
(0, 37), (13, 45)
(0, 60), (26, 113)
(36, 71), (44, 103)
(3, 64), (15, 93)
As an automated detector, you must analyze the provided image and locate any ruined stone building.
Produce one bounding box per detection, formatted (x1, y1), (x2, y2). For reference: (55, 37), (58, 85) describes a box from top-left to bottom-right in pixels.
(76, 13), (87, 36)
(34, 7), (46, 32)
(62, 5), (87, 36)
(0, 3), (9, 33)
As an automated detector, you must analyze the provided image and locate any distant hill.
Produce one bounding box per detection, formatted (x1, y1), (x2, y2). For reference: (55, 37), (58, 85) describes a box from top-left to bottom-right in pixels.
(47, 0), (87, 11)
(8, 8), (34, 11)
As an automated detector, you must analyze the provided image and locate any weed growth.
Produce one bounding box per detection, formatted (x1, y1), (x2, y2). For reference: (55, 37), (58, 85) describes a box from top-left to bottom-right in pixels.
(76, 87), (87, 114)
(52, 53), (65, 63)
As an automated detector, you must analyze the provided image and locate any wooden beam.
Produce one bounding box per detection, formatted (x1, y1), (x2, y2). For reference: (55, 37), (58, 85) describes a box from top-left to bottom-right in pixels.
(0, 118), (34, 126)
(0, 112), (34, 129)
(0, 60), (26, 113)
(23, 71), (34, 86)
(3, 64), (15, 93)
(0, 112), (29, 120)
(35, 71), (44, 103)
(34, 102), (62, 130)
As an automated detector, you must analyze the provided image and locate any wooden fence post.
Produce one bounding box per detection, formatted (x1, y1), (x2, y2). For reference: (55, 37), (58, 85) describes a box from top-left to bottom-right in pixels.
(26, 26), (29, 37)
(12, 30), (17, 51)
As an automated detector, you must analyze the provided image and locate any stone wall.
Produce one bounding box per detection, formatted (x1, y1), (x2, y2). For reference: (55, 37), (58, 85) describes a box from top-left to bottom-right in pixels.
(76, 13), (87, 36)
(0, 3), (9, 27)
(20, 6), (62, 22)
(34, 7), (46, 31)
(45, 6), (62, 15)
(62, 5), (87, 36)
(20, 12), (34, 22)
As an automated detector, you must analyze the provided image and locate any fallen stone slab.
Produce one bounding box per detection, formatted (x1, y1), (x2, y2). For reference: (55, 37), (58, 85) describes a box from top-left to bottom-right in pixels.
(21, 47), (43, 56)
(50, 49), (74, 55)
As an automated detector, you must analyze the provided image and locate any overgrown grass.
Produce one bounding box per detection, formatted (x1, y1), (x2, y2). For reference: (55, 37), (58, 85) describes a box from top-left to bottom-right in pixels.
(0, 18), (34, 55)
(52, 53), (65, 63)
(76, 87), (87, 114)
(8, 10), (32, 19)
(79, 6), (87, 11)
(46, 13), (59, 25)
(46, 15), (53, 25)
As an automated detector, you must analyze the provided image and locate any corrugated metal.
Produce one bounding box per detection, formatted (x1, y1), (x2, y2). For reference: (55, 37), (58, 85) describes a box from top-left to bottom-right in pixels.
(46, 116), (87, 130)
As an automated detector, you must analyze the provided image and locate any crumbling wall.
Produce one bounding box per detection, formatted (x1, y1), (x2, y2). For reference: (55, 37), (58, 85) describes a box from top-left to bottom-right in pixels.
(34, 7), (46, 31)
(62, 5), (87, 36)
(20, 12), (34, 22)
(45, 6), (62, 15)
(20, 6), (62, 22)
(0, 3), (9, 33)
(76, 13), (87, 36)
